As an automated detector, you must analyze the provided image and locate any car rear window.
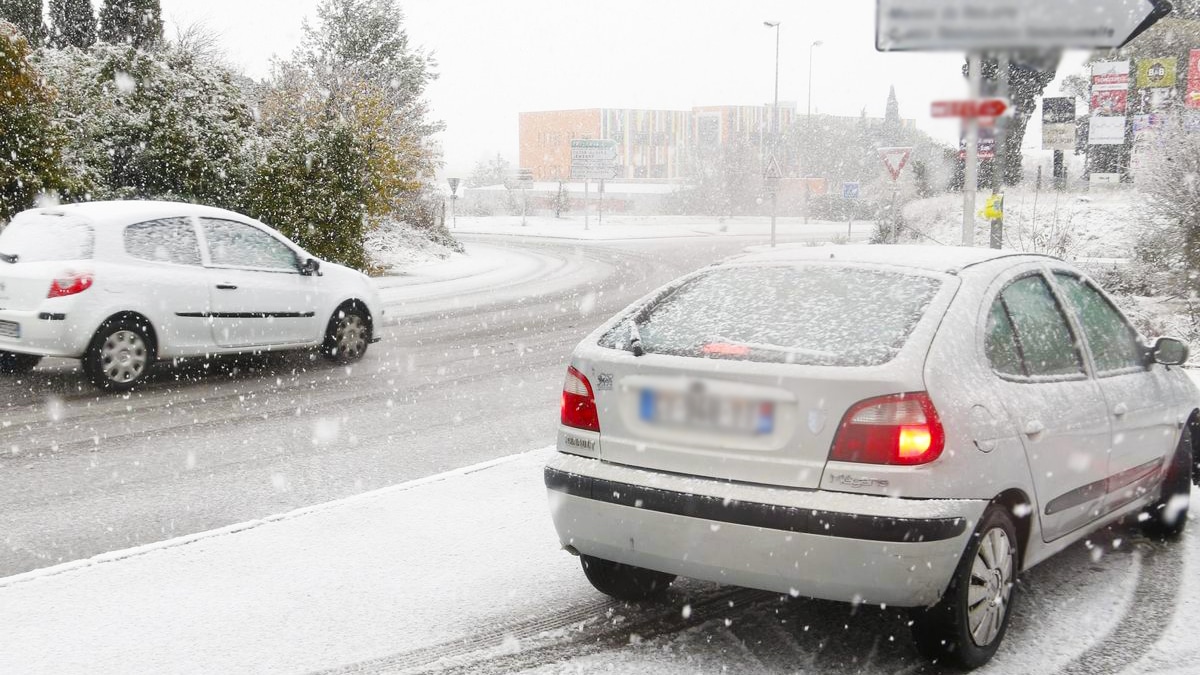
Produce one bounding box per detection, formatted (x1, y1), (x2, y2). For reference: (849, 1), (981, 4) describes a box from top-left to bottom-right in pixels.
(599, 264), (944, 366)
(0, 218), (94, 262)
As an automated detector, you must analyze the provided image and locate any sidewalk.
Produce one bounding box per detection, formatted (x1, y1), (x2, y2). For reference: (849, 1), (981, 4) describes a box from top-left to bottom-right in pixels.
(0, 448), (589, 675)
(450, 215), (873, 242)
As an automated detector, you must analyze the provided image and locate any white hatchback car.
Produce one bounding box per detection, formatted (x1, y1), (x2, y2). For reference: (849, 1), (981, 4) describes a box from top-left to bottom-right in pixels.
(546, 245), (1198, 669)
(0, 201), (383, 390)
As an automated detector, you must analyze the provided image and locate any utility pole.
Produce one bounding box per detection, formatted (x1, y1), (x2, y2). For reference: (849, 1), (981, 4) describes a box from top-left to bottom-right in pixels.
(764, 20), (781, 247)
(805, 40), (823, 226)
(962, 52), (981, 246)
(990, 52), (1008, 249)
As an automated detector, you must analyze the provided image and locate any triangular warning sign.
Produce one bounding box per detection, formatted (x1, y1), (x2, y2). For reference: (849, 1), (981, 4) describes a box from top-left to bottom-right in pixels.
(764, 154), (783, 180)
(878, 147), (913, 181)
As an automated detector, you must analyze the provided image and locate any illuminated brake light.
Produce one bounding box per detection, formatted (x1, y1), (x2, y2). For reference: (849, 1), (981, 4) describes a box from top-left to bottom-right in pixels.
(829, 392), (944, 466)
(561, 366), (600, 432)
(48, 271), (93, 299)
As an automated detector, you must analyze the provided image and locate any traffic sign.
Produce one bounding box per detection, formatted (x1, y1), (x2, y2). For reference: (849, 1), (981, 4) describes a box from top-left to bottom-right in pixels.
(876, 0), (1173, 51)
(447, 177), (460, 196)
(764, 154), (783, 180)
(931, 98), (1009, 119)
(570, 139), (618, 180)
(505, 168), (535, 190)
(878, 147), (913, 181)
(842, 182), (861, 199)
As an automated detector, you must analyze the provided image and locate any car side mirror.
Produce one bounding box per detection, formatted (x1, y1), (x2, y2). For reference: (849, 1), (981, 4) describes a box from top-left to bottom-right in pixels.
(1151, 337), (1188, 366)
(300, 258), (322, 277)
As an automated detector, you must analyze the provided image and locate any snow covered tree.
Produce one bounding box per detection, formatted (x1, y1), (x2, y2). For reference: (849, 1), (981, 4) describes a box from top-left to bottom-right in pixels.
(97, 0), (160, 49)
(49, 0), (96, 49)
(1141, 117), (1200, 282)
(0, 21), (66, 221)
(37, 42), (254, 206)
(245, 123), (371, 270)
(882, 85), (902, 143)
(0, 0), (46, 47)
(467, 153), (511, 188)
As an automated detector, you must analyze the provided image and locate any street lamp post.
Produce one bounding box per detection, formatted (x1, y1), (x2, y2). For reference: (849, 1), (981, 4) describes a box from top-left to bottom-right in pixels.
(763, 21), (780, 247)
(804, 40), (822, 225)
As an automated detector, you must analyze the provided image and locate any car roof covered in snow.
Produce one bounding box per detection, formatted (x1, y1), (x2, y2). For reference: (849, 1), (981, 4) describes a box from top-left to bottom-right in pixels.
(17, 200), (256, 228)
(729, 244), (1059, 274)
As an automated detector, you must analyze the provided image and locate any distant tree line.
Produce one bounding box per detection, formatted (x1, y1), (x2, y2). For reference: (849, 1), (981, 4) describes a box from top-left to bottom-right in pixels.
(0, 0), (446, 271)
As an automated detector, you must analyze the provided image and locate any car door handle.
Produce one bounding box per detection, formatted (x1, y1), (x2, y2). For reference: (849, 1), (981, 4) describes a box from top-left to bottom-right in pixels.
(1024, 420), (1045, 438)
(1113, 403), (1128, 417)
(216, 284), (238, 290)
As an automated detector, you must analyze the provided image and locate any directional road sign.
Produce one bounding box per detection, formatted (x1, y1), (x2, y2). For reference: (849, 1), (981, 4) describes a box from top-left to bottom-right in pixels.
(876, 0), (1173, 51)
(570, 139), (618, 180)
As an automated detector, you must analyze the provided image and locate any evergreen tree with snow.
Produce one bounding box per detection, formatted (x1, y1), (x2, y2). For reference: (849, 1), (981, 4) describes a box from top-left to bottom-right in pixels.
(0, 21), (66, 221)
(0, 0), (46, 47)
(49, 0), (95, 49)
(882, 85), (902, 144)
(97, 0), (160, 49)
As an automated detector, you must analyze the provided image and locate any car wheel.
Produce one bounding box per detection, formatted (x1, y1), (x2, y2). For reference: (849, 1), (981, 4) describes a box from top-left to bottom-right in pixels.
(1141, 426), (1192, 540)
(83, 318), (155, 391)
(322, 305), (370, 363)
(0, 351), (41, 375)
(910, 505), (1019, 670)
(580, 554), (676, 601)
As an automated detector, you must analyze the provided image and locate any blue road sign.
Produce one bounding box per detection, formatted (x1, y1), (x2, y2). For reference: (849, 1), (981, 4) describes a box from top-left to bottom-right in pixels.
(842, 182), (860, 199)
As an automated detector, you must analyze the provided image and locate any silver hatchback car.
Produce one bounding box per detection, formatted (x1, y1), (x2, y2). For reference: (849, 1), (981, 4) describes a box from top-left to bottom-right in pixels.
(545, 245), (1198, 669)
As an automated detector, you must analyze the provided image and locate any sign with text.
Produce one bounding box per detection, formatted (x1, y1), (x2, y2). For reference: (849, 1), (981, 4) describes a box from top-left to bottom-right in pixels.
(931, 98), (1009, 118)
(1088, 114), (1127, 145)
(1091, 61), (1130, 115)
(1137, 57), (1177, 89)
(1042, 97), (1076, 150)
(876, 0), (1172, 51)
(570, 139), (619, 180)
(959, 124), (996, 159)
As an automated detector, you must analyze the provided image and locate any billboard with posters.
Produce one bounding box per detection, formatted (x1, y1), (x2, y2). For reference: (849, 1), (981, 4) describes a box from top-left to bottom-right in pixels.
(1042, 97), (1076, 150)
(1092, 61), (1130, 114)
(1189, 50), (1200, 110)
(1137, 57), (1177, 89)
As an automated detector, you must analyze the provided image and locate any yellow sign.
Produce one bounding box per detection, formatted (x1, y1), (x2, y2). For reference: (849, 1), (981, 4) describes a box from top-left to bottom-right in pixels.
(1137, 57), (1177, 89)
(979, 194), (1005, 220)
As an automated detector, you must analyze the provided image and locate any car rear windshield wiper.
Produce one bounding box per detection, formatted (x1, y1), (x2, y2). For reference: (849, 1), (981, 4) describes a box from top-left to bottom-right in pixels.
(0, 251), (18, 264)
(629, 320), (644, 357)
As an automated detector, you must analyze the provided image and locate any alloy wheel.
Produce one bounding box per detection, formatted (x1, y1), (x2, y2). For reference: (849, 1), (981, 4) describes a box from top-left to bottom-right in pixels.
(967, 527), (1015, 647)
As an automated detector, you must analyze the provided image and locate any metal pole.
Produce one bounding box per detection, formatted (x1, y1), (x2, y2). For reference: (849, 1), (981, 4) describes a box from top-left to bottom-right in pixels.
(807, 42), (814, 118)
(772, 24), (779, 247)
(584, 179), (590, 231)
(990, 52), (1008, 249)
(599, 179), (604, 224)
(522, 187), (527, 227)
(450, 196), (456, 229)
(962, 52), (981, 246)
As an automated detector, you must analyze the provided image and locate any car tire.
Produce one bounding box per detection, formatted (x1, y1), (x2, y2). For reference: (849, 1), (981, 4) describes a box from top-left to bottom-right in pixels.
(83, 317), (155, 392)
(580, 554), (676, 601)
(1141, 426), (1192, 540)
(0, 351), (41, 375)
(909, 505), (1019, 670)
(321, 305), (371, 363)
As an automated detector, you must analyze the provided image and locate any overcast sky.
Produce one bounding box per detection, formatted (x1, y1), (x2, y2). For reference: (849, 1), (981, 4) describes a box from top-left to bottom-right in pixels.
(158, 0), (1088, 176)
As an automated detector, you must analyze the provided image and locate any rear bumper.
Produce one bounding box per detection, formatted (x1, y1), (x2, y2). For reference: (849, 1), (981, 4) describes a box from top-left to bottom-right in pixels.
(0, 308), (91, 358)
(545, 453), (987, 607)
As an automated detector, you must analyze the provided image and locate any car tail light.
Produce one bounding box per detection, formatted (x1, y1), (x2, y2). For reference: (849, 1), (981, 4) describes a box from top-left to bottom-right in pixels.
(48, 271), (93, 299)
(829, 392), (945, 466)
(561, 366), (600, 432)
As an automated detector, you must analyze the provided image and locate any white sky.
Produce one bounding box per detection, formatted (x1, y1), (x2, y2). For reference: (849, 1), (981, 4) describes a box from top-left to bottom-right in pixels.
(158, 0), (1089, 176)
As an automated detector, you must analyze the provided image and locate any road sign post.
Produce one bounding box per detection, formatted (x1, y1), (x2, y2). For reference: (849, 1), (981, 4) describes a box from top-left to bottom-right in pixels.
(570, 140), (618, 231)
(764, 153), (783, 247)
(447, 177), (460, 229)
(842, 182), (860, 238)
(877, 147), (912, 244)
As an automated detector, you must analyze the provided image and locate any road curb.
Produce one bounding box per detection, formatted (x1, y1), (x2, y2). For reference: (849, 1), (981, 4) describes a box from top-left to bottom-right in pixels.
(0, 447), (552, 590)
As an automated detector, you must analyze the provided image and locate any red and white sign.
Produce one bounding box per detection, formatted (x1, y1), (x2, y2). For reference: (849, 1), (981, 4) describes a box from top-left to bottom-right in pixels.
(1091, 90), (1128, 115)
(931, 98), (1009, 118)
(878, 147), (912, 181)
(1091, 61), (1130, 115)
(1188, 50), (1200, 110)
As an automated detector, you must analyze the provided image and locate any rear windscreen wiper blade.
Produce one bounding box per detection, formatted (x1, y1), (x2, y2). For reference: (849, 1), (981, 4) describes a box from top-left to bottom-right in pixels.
(629, 320), (644, 357)
(0, 251), (17, 264)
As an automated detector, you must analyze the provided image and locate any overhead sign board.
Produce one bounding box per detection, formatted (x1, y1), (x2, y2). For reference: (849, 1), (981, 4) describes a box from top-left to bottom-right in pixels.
(878, 146), (913, 181)
(931, 98), (1009, 118)
(876, 0), (1173, 51)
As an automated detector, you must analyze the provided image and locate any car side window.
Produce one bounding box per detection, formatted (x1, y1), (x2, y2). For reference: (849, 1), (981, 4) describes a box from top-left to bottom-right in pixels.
(985, 299), (1026, 377)
(202, 218), (298, 272)
(996, 275), (1085, 378)
(1052, 272), (1145, 373)
(124, 218), (202, 266)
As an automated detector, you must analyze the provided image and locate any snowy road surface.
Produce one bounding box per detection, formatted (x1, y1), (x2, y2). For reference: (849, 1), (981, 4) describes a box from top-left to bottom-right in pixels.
(0, 231), (839, 577)
(0, 447), (1195, 674)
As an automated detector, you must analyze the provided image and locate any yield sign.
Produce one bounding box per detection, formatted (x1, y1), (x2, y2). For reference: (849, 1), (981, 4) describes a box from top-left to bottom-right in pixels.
(878, 147), (912, 181)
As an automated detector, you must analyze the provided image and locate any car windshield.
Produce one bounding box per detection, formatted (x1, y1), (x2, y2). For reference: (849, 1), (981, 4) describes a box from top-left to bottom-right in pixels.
(0, 219), (94, 262)
(600, 264), (944, 366)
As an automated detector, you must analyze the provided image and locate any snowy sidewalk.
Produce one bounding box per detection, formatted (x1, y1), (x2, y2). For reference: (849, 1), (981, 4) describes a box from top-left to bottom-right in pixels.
(0, 448), (591, 674)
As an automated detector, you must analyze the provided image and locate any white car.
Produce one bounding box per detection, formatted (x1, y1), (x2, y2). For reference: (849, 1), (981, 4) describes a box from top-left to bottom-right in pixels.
(545, 245), (1198, 669)
(0, 201), (383, 390)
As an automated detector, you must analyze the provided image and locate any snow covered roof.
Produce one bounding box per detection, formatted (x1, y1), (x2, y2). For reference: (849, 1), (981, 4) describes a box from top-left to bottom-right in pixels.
(19, 200), (255, 227)
(734, 244), (1057, 273)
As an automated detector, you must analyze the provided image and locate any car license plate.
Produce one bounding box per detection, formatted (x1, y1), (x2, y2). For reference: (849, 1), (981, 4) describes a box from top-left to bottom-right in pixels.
(640, 389), (774, 435)
(0, 320), (19, 339)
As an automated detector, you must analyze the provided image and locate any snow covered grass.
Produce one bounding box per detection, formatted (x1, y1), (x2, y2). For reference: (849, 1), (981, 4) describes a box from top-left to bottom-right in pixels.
(364, 219), (462, 275)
